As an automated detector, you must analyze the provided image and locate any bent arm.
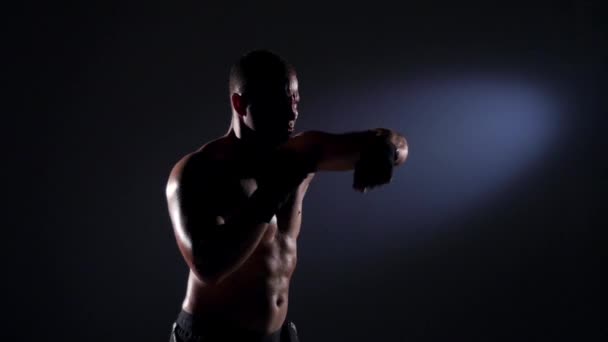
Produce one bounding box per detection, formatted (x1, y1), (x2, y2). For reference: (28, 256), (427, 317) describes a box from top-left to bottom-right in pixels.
(166, 153), (301, 285)
(289, 129), (408, 171)
(189, 187), (288, 284)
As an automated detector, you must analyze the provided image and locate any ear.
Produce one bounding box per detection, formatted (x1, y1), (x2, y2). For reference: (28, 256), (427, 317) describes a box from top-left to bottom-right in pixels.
(231, 93), (247, 117)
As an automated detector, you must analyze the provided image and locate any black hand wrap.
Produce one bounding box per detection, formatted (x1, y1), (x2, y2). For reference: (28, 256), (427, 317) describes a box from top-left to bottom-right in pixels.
(353, 134), (397, 191)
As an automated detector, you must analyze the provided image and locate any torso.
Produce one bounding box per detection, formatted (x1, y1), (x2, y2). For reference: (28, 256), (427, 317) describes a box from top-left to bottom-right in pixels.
(179, 135), (315, 334)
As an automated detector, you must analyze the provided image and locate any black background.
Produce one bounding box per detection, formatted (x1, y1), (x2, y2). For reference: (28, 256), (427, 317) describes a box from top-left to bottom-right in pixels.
(10, 0), (606, 341)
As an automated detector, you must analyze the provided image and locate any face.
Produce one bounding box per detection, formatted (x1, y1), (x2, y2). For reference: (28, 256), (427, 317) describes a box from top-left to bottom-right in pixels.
(236, 72), (300, 145)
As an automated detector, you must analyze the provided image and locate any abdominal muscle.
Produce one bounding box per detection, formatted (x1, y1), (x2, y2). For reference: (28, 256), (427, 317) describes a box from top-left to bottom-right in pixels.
(181, 222), (298, 334)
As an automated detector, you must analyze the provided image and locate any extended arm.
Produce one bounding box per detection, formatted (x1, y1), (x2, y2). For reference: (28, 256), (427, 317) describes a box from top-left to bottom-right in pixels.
(288, 128), (408, 171)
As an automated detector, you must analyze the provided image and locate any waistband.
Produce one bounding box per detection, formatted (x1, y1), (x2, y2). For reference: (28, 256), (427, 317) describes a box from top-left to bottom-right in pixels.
(175, 310), (283, 342)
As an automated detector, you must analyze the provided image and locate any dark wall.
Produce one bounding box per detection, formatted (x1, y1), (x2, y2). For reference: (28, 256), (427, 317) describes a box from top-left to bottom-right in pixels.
(12, 1), (605, 341)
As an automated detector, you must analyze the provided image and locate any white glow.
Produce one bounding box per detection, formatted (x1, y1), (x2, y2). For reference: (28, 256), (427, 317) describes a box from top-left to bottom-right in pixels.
(300, 72), (566, 260)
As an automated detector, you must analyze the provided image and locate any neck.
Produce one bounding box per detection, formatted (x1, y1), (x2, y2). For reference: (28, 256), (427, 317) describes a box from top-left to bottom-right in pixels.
(228, 117), (276, 157)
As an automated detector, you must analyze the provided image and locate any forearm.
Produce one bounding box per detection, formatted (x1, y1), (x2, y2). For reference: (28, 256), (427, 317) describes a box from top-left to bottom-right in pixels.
(192, 182), (296, 284)
(310, 128), (407, 171)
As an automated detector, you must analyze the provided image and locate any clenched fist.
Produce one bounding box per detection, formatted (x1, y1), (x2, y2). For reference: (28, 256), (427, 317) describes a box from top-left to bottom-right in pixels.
(353, 129), (407, 192)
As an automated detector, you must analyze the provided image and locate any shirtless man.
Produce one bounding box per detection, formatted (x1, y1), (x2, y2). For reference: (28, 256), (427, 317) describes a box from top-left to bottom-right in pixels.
(165, 50), (408, 342)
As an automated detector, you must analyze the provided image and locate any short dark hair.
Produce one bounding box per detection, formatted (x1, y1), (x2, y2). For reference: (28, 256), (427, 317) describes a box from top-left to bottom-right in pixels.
(229, 49), (294, 97)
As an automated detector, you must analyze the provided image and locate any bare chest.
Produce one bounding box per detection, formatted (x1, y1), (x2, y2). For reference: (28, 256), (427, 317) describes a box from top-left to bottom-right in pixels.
(234, 174), (314, 238)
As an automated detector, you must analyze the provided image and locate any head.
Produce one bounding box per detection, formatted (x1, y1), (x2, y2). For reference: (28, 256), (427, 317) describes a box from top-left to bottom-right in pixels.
(229, 50), (300, 146)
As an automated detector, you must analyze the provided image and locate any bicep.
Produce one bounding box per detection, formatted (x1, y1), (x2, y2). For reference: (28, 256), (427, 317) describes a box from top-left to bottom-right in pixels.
(166, 155), (225, 261)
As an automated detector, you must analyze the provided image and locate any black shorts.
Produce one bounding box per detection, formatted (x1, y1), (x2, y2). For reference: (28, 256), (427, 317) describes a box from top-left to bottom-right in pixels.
(168, 310), (300, 342)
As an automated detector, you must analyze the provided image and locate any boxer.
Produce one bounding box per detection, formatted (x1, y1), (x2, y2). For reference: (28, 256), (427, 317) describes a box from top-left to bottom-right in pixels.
(166, 50), (408, 341)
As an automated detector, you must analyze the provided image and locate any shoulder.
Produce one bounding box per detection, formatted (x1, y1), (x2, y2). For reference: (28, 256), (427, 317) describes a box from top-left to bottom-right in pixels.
(166, 137), (234, 199)
(279, 130), (330, 165)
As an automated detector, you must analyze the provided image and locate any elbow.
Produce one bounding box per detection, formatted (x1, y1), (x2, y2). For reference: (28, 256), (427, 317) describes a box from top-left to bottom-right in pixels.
(190, 248), (229, 285)
(191, 260), (224, 285)
(195, 271), (223, 286)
